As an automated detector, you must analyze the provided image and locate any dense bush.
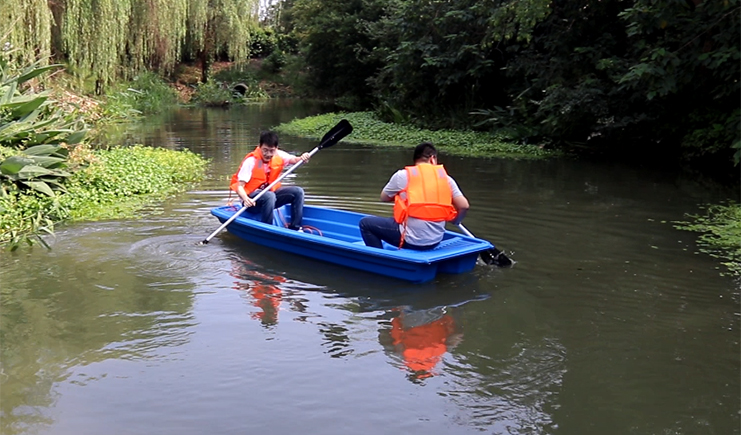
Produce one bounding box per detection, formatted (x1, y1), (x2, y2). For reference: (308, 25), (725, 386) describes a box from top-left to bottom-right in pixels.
(100, 72), (180, 118)
(280, 0), (740, 175)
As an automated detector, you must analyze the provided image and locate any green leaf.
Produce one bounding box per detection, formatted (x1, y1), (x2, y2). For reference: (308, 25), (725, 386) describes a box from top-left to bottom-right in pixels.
(0, 156), (35, 175)
(14, 65), (62, 86)
(18, 165), (55, 178)
(24, 144), (61, 156)
(29, 156), (66, 168)
(19, 180), (55, 197)
(64, 131), (87, 144)
(11, 96), (47, 119)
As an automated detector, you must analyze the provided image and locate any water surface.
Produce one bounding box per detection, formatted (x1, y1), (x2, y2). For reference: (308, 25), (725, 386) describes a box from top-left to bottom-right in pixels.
(1, 101), (738, 435)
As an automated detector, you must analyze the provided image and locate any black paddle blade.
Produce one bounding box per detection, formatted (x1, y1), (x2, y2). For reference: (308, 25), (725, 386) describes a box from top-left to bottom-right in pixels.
(480, 247), (513, 267)
(318, 119), (353, 149)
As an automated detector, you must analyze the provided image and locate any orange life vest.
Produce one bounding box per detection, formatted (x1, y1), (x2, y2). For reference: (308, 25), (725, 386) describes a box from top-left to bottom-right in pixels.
(229, 147), (285, 194)
(393, 163), (458, 225)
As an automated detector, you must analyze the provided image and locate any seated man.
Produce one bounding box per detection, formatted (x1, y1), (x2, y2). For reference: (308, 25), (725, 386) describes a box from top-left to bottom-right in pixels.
(359, 142), (469, 249)
(230, 131), (310, 230)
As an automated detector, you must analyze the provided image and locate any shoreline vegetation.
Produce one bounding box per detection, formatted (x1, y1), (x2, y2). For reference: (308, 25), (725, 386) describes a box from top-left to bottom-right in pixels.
(0, 144), (207, 249)
(0, 62), (209, 250)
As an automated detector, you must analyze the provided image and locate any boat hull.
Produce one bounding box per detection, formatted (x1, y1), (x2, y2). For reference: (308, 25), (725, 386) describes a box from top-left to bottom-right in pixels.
(210, 205), (494, 283)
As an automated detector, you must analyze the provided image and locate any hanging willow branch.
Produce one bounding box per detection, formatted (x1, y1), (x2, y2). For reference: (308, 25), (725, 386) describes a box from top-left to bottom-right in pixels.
(186, 0), (259, 81)
(5, 0), (259, 91)
(0, 0), (53, 67)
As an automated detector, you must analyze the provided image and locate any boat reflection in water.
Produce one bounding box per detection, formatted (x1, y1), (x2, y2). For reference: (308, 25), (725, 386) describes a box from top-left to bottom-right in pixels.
(230, 260), (287, 327)
(382, 306), (462, 381)
(226, 249), (490, 384)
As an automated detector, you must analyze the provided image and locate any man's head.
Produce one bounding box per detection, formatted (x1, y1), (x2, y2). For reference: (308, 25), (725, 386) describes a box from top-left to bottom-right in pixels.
(258, 131), (279, 162)
(413, 142), (437, 164)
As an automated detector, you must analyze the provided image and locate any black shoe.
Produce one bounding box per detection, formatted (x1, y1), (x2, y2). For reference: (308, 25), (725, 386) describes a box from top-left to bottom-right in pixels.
(287, 225), (304, 232)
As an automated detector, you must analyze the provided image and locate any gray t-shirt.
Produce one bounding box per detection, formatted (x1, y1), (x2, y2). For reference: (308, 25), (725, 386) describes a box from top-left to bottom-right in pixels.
(382, 169), (463, 246)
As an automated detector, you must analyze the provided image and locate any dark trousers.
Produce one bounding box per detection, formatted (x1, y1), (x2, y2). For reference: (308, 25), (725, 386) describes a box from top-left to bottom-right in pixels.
(358, 216), (438, 250)
(246, 186), (304, 228)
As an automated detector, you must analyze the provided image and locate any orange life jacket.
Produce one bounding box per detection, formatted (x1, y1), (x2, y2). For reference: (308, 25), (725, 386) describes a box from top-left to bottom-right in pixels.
(229, 147), (285, 194)
(393, 163), (458, 225)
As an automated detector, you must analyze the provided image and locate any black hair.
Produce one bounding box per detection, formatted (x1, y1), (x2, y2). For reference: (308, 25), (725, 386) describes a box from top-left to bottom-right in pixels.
(413, 142), (437, 162)
(259, 131), (279, 147)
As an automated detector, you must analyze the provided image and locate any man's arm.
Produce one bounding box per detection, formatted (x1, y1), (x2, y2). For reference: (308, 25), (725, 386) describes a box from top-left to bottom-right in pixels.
(450, 195), (469, 224)
(236, 157), (256, 207)
(279, 149), (311, 165)
(380, 170), (404, 202)
(448, 175), (469, 224)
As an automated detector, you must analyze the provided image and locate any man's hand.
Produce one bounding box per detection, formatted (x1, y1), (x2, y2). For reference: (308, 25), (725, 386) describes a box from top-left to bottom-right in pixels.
(243, 196), (256, 208)
(299, 152), (311, 163)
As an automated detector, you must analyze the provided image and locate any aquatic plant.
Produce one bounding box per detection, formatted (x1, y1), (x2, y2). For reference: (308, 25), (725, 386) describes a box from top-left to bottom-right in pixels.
(1, 145), (208, 249)
(60, 145), (208, 221)
(674, 202), (741, 277)
(274, 112), (558, 159)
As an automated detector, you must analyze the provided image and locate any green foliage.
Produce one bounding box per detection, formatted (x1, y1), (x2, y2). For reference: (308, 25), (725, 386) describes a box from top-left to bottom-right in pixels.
(6, 0), (259, 90)
(279, 0), (740, 178)
(262, 51), (287, 74)
(286, 0), (384, 103)
(191, 73), (268, 106)
(60, 145), (207, 221)
(212, 65), (257, 83)
(0, 0), (53, 69)
(0, 60), (88, 148)
(0, 188), (57, 249)
(274, 111), (556, 159)
(0, 145), (208, 249)
(100, 72), (179, 120)
(190, 79), (235, 106)
(250, 27), (279, 58)
(0, 59), (88, 198)
(369, 0), (551, 127)
(674, 203), (741, 276)
(0, 145), (72, 197)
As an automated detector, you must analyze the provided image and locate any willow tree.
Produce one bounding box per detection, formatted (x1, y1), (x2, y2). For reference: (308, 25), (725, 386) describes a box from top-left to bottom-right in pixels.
(127, 0), (190, 76)
(0, 0), (53, 68)
(185, 0), (260, 83)
(62, 0), (133, 90)
(60, 0), (257, 91)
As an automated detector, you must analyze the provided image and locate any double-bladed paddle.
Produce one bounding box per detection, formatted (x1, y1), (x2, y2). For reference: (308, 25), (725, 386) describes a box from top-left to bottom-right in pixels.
(457, 223), (513, 267)
(199, 119), (353, 245)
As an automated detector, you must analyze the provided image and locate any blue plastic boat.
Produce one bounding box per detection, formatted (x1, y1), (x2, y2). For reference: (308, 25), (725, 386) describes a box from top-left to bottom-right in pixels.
(210, 205), (494, 283)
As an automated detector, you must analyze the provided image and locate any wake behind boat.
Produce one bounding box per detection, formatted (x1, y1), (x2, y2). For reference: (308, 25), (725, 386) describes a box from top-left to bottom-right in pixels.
(210, 204), (495, 283)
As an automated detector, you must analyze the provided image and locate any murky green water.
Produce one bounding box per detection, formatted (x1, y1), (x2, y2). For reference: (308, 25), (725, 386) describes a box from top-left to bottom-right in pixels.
(1, 101), (738, 435)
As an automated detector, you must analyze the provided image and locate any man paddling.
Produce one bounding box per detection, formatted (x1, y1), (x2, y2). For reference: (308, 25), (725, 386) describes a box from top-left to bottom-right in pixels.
(231, 131), (310, 230)
(359, 142), (469, 249)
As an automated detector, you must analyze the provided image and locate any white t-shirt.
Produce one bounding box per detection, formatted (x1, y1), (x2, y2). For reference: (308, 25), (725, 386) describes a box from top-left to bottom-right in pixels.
(382, 169), (464, 246)
(237, 149), (295, 187)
